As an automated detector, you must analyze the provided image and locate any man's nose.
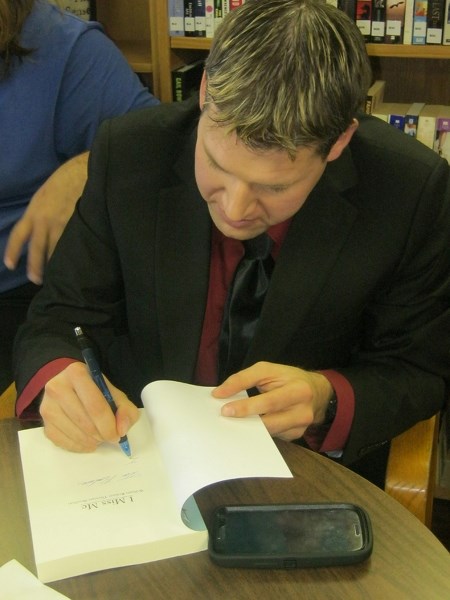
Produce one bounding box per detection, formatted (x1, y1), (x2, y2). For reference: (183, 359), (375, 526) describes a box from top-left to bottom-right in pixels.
(223, 181), (257, 221)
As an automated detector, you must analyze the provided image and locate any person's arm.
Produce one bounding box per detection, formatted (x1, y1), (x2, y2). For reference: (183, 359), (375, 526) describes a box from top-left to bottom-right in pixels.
(3, 152), (89, 284)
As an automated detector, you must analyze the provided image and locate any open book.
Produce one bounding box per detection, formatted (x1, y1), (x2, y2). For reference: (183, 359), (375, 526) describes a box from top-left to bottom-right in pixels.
(18, 380), (292, 583)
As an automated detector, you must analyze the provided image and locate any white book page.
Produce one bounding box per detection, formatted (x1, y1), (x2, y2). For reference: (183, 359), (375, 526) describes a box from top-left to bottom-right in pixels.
(142, 381), (293, 511)
(18, 412), (206, 582)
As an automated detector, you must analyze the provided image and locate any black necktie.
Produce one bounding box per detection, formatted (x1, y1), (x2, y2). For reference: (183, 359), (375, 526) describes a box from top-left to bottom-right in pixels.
(217, 233), (274, 383)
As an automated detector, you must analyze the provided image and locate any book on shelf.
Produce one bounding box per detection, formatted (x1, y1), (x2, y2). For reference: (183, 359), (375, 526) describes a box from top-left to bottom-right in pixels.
(372, 102), (411, 128)
(184, 1), (196, 37)
(338, 0), (356, 19)
(416, 104), (448, 148)
(426, 0), (445, 42)
(371, 0), (387, 42)
(205, 0), (215, 37)
(434, 110), (450, 161)
(403, 0), (416, 43)
(412, 0), (428, 43)
(172, 59), (205, 102)
(356, 0), (372, 40)
(18, 380), (292, 583)
(168, 0), (185, 37)
(444, 0), (450, 44)
(194, 0), (207, 37)
(404, 102), (426, 135)
(365, 79), (386, 113)
(214, 0), (224, 31)
(50, 0), (92, 20)
(385, 0), (407, 43)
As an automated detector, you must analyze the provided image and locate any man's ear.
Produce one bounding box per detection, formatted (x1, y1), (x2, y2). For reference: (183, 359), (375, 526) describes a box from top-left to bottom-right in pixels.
(326, 119), (359, 162)
(199, 71), (207, 110)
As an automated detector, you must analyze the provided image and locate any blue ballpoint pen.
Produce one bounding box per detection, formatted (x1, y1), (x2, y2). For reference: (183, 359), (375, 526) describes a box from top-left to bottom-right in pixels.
(74, 326), (131, 458)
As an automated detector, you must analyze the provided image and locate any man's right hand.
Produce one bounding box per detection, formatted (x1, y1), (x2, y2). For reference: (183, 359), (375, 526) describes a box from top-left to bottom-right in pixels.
(39, 362), (139, 453)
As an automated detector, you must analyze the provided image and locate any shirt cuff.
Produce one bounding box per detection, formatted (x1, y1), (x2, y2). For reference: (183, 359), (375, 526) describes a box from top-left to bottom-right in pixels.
(16, 358), (78, 419)
(302, 370), (355, 454)
(318, 370), (355, 453)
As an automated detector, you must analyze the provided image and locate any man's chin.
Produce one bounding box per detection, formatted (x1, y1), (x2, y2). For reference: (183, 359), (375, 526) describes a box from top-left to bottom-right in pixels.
(210, 213), (266, 240)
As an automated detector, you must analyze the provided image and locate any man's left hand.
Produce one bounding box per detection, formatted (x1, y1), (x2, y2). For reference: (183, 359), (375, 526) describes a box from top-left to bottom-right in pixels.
(213, 361), (333, 441)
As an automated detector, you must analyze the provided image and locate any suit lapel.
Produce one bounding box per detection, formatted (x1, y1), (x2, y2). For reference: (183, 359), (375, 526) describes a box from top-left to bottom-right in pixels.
(246, 160), (359, 365)
(155, 133), (212, 381)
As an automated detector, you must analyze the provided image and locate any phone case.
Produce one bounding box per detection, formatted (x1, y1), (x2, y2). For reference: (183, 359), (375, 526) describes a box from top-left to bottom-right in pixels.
(208, 502), (373, 569)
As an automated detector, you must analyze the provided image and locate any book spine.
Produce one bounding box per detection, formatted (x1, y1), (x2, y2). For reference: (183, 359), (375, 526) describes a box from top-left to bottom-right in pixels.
(371, 0), (387, 42)
(172, 60), (204, 103)
(426, 0), (445, 43)
(205, 0), (215, 37)
(168, 0), (185, 36)
(417, 111), (438, 148)
(403, 0), (416, 43)
(184, 0), (196, 37)
(195, 0), (206, 37)
(444, 0), (450, 43)
(436, 116), (450, 162)
(385, 0), (406, 43)
(412, 0), (428, 44)
(172, 71), (184, 103)
(389, 113), (406, 130)
(338, 0), (356, 20)
(214, 0), (223, 31)
(356, 0), (372, 41)
(404, 103), (425, 136)
(365, 80), (385, 114)
(89, 0), (96, 21)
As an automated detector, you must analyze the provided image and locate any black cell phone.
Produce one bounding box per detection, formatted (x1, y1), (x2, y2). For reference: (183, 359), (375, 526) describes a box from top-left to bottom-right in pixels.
(208, 503), (373, 569)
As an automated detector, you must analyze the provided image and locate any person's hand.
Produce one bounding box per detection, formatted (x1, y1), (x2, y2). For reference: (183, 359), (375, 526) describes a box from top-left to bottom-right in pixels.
(3, 152), (89, 285)
(39, 361), (139, 453)
(212, 362), (333, 441)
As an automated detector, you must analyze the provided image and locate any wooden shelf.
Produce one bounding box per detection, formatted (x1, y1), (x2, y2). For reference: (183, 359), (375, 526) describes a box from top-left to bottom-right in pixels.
(170, 37), (450, 59)
(366, 44), (450, 60)
(171, 37), (213, 51)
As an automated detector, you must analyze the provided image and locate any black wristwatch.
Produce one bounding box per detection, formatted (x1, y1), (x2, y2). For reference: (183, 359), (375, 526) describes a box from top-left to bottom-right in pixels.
(323, 392), (338, 426)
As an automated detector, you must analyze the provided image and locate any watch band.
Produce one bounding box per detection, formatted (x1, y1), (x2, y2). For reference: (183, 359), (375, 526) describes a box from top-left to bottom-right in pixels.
(323, 392), (338, 426)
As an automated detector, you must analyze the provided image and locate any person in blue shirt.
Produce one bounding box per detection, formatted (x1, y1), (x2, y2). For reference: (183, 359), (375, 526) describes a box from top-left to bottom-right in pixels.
(0, 0), (159, 393)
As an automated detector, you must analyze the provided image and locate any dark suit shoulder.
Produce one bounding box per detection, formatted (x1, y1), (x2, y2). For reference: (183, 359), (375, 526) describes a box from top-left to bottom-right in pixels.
(89, 95), (200, 189)
(107, 94), (200, 143)
(354, 113), (444, 170)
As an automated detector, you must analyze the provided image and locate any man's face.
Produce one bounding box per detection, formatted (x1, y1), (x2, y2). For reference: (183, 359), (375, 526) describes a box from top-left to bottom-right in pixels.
(195, 108), (328, 240)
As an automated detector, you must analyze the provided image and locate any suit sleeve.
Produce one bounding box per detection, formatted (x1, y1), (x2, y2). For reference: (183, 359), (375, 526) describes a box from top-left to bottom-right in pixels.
(337, 160), (450, 465)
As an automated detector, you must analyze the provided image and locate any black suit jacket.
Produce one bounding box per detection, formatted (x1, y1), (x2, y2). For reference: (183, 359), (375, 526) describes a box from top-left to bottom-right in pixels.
(14, 96), (450, 465)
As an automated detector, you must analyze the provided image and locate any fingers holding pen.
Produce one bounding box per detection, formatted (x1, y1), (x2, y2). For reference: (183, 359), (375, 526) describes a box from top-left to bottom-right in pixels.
(40, 362), (138, 453)
(40, 362), (103, 452)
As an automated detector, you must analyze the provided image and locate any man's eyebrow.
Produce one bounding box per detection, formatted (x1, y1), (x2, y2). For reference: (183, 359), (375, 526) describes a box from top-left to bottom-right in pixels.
(204, 144), (228, 172)
(204, 141), (298, 190)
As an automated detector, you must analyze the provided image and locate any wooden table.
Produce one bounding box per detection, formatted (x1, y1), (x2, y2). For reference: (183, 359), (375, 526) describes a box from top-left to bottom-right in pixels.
(1, 418), (449, 599)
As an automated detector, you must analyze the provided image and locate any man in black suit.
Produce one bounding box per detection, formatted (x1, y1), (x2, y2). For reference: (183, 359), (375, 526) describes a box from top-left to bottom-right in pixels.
(13, 0), (450, 483)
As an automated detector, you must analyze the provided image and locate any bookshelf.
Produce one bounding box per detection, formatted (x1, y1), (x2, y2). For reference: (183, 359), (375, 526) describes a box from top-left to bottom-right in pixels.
(152, 3), (450, 104)
(94, 1), (160, 94)
(93, 3), (450, 104)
